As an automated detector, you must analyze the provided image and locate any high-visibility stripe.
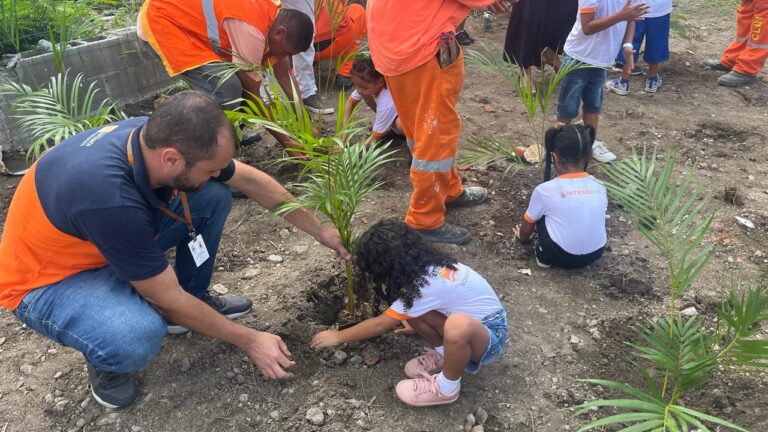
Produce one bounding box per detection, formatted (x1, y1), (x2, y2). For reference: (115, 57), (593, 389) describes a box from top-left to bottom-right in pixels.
(411, 156), (454, 172)
(202, 0), (221, 54)
(406, 138), (414, 151)
(747, 40), (768, 49)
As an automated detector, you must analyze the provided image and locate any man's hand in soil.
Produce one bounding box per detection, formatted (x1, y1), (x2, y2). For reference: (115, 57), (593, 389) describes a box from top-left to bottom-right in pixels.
(315, 225), (352, 261)
(311, 330), (341, 349)
(244, 331), (296, 379)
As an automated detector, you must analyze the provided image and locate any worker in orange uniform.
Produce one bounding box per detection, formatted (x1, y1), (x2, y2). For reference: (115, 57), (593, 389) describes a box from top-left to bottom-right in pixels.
(702, 0), (768, 87)
(138, 0), (313, 148)
(367, 0), (514, 244)
(314, 0), (367, 88)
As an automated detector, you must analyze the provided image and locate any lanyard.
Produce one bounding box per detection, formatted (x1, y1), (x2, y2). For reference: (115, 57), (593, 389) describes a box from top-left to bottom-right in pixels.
(126, 129), (196, 239)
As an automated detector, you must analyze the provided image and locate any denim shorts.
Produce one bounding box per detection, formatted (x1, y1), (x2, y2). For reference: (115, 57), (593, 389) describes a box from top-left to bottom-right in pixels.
(465, 308), (508, 374)
(555, 55), (608, 119)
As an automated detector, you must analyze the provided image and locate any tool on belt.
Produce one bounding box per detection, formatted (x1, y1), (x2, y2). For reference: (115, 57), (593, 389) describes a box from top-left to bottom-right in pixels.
(437, 31), (460, 69)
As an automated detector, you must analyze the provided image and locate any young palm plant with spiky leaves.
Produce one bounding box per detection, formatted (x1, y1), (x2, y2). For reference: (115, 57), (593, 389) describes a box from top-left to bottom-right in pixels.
(573, 148), (768, 431)
(0, 70), (126, 161)
(227, 70), (397, 316)
(463, 47), (590, 170)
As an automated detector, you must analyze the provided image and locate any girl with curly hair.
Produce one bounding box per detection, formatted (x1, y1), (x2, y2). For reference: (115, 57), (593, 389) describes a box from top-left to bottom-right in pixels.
(311, 219), (507, 407)
(341, 58), (404, 144)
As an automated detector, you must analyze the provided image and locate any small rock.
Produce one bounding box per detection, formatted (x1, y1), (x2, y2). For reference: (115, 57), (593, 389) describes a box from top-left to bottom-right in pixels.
(475, 407), (488, 425)
(292, 245), (309, 254)
(589, 328), (602, 340)
(179, 358), (191, 372)
(238, 393), (249, 403)
(681, 307), (698, 317)
(131, 426), (144, 432)
(331, 350), (348, 365)
(483, 105), (496, 113)
(242, 268), (261, 280)
(279, 228), (290, 238)
(537, 308), (548, 314)
(96, 413), (120, 426)
(75, 418), (87, 428)
(363, 352), (381, 367)
(53, 371), (64, 379)
(0, 337), (6, 345)
(349, 355), (363, 365)
(270, 410), (279, 420)
(347, 399), (364, 408)
(19, 364), (33, 375)
(212, 283), (228, 294)
(305, 407), (324, 425)
(53, 399), (69, 412)
(236, 375), (245, 384)
(518, 268), (532, 276)
(471, 426), (485, 432)
(267, 255), (283, 263)
(569, 335), (581, 344)
(44, 393), (55, 404)
(79, 397), (90, 409)
(225, 371), (235, 379)
(465, 413), (476, 432)
(587, 319), (599, 327)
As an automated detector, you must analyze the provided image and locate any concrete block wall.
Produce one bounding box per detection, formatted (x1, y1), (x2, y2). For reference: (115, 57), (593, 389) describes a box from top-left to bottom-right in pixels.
(0, 29), (175, 151)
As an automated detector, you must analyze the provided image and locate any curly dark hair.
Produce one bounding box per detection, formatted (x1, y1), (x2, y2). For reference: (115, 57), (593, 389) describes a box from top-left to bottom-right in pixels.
(354, 219), (457, 311)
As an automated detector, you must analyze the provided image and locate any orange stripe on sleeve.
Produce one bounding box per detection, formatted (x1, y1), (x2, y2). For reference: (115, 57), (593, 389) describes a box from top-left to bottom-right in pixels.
(384, 308), (412, 321)
(579, 6), (597, 13)
(523, 211), (537, 224)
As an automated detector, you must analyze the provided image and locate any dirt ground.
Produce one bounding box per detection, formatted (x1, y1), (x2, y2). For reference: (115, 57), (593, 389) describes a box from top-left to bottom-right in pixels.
(2, 1), (768, 431)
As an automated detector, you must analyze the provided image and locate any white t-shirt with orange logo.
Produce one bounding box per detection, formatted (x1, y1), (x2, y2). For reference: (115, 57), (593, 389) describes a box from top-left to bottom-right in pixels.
(384, 263), (502, 321)
(524, 172), (607, 255)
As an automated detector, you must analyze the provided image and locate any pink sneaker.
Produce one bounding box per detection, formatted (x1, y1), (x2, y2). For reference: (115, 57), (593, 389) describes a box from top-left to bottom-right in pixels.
(395, 373), (460, 407)
(404, 348), (444, 378)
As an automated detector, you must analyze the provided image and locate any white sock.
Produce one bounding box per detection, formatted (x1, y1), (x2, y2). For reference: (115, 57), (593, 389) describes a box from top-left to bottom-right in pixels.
(436, 372), (461, 395)
(433, 346), (445, 357)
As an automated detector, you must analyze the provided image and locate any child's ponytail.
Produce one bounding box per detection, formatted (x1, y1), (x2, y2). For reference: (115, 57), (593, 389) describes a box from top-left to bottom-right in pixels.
(543, 126), (562, 181)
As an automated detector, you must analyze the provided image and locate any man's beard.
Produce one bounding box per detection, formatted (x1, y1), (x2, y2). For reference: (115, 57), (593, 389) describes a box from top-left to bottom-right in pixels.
(169, 172), (204, 194)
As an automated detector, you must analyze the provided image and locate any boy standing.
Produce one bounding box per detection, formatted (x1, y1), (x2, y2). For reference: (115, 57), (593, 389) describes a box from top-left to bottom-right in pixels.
(607, 0), (672, 94)
(556, 0), (649, 162)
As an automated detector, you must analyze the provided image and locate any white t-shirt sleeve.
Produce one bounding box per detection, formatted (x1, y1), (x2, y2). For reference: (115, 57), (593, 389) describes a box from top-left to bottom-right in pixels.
(579, 0), (599, 11)
(350, 89), (364, 102)
(524, 185), (547, 223)
(386, 293), (442, 320)
(372, 89), (398, 136)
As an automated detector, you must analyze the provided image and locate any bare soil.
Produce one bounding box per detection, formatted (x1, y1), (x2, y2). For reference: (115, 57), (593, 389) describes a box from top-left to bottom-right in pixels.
(1, 2), (768, 431)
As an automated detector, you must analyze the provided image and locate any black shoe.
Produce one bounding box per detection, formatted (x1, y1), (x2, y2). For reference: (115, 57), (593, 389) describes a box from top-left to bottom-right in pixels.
(456, 30), (473, 46)
(446, 186), (488, 209)
(702, 59), (731, 72)
(336, 75), (353, 89)
(167, 293), (253, 334)
(611, 62), (643, 76)
(240, 132), (262, 146)
(303, 94), (335, 115)
(417, 223), (471, 245)
(87, 363), (140, 409)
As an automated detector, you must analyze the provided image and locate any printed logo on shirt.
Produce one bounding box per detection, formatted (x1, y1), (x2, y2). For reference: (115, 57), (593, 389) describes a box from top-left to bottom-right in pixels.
(560, 189), (593, 198)
(80, 125), (119, 148)
(438, 267), (457, 282)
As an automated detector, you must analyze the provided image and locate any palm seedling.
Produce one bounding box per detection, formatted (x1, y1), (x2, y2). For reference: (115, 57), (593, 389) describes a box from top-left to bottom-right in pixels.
(227, 70), (397, 317)
(0, 69), (126, 161)
(463, 47), (590, 171)
(574, 148), (768, 431)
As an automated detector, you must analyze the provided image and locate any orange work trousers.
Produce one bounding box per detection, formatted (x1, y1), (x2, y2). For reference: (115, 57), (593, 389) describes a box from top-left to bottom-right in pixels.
(385, 52), (465, 231)
(314, 3), (366, 77)
(720, 0), (768, 76)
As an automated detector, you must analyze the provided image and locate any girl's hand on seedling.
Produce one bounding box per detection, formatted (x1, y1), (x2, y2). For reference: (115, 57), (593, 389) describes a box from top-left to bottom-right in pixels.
(311, 330), (341, 350)
(393, 320), (415, 335)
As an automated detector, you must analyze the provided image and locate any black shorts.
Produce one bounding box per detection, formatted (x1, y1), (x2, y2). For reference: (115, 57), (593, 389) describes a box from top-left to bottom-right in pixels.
(535, 217), (604, 269)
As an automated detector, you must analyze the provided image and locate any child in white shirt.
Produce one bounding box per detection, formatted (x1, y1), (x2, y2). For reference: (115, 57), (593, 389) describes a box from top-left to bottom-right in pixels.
(556, 0), (649, 162)
(342, 58), (404, 143)
(514, 124), (607, 269)
(311, 219), (507, 407)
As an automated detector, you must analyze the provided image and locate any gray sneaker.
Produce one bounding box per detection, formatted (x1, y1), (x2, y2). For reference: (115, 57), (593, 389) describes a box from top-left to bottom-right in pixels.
(718, 71), (757, 87)
(446, 186), (488, 209)
(87, 363), (140, 409)
(303, 94), (335, 114)
(701, 59), (731, 72)
(167, 293), (253, 334)
(417, 223), (471, 245)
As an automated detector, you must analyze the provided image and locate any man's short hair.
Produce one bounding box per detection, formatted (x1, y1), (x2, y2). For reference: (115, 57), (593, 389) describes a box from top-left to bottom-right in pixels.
(275, 9), (314, 52)
(144, 90), (233, 166)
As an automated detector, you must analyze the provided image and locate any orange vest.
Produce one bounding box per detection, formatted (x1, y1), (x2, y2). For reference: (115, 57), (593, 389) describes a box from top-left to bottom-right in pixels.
(140, 0), (282, 76)
(0, 163), (108, 310)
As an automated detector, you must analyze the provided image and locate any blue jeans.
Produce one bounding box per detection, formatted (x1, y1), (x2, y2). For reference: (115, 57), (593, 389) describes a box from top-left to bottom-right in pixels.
(465, 308), (508, 374)
(13, 181), (232, 373)
(555, 55), (608, 119)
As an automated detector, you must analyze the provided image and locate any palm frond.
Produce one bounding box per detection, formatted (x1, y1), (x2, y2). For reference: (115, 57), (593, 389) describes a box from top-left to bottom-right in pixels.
(715, 284), (768, 368)
(459, 134), (522, 178)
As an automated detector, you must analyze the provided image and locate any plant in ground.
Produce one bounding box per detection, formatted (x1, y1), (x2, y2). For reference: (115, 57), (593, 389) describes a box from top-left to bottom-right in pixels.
(227, 71), (397, 317)
(0, 70), (126, 161)
(574, 148), (768, 431)
(463, 46), (589, 170)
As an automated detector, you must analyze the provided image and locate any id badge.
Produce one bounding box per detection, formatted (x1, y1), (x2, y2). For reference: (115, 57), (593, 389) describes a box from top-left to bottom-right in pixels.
(188, 235), (210, 267)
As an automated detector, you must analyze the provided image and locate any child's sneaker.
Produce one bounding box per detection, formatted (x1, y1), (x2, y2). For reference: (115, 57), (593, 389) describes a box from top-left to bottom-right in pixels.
(395, 373), (460, 407)
(606, 78), (630, 95)
(611, 62), (643, 75)
(592, 140), (617, 163)
(645, 74), (662, 93)
(404, 348), (444, 378)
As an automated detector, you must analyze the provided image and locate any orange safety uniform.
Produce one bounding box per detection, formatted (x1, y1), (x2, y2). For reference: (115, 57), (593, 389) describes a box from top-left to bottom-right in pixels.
(720, 0), (768, 76)
(139, 0), (281, 76)
(367, 0), (496, 230)
(314, 1), (366, 77)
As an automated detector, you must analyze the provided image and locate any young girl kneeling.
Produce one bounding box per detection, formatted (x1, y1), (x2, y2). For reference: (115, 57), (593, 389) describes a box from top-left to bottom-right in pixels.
(311, 219), (507, 407)
(342, 59), (404, 143)
(514, 124), (607, 269)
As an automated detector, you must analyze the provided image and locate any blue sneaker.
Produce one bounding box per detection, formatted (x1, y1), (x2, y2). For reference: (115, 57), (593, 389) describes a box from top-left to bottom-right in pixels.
(606, 78), (630, 95)
(645, 74), (662, 93)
